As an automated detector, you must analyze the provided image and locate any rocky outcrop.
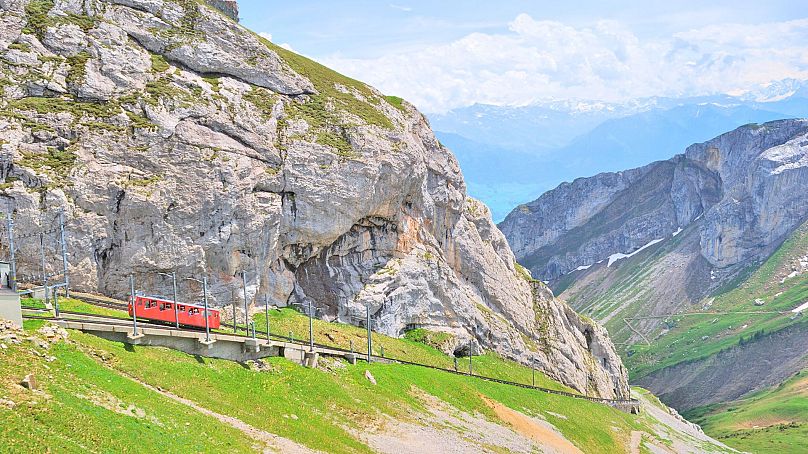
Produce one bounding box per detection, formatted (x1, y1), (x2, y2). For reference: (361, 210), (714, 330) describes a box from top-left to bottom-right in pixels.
(501, 120), (808, 283)
(204, 0), (237, 21)
(0, 0), (628, 398)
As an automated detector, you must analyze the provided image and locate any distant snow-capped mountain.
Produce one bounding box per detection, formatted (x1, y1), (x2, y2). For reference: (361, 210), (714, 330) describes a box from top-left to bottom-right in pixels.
(429, 80), (808, 222)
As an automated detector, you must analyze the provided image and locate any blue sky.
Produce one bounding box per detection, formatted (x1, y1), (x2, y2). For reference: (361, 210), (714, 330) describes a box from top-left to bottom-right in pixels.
(239, 1), (808, 112)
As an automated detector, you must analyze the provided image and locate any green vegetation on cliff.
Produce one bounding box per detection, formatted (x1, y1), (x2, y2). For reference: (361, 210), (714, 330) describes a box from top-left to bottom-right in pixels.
(626, 221), (808, 380)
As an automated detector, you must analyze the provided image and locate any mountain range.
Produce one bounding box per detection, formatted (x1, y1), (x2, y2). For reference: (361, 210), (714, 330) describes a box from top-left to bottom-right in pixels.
(432, 87), (808, 221)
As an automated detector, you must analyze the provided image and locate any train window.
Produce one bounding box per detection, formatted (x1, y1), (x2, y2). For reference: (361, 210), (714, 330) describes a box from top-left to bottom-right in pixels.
(159, 303), (165, 310)
(165, 303), (172, 309)
(178, 305), (185, 311)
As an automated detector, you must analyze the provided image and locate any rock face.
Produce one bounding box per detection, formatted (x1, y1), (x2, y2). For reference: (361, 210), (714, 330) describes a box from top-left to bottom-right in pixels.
(501, 120), (808, 284)
(204, 0), (237, 21)
(0, 0), (628, 398)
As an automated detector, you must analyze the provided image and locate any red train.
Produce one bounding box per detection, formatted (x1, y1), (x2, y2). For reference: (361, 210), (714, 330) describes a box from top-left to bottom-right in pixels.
(128, 295), (221, 329)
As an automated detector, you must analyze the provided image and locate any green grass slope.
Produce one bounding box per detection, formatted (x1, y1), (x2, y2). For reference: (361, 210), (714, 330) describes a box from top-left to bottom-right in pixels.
(0, 317), (731, 452)
(685, 369), (808, 453)
(627, 221), (808, 380)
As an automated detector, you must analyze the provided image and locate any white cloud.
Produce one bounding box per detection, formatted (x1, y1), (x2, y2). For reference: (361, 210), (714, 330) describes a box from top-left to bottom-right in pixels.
(389, 4), (412, 12)
(258, 32), (295, 52)
(321, 14), (808, 113)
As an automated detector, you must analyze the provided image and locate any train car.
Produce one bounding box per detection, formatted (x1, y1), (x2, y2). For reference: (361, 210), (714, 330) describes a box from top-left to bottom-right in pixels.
(128, 295), (221, 329)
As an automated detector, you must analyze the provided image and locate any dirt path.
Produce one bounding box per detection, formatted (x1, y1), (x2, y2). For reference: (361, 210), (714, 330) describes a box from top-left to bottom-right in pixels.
(482, 397), (583, 454)
(132, 377), (318, 454)
(630, 431), (643, 454)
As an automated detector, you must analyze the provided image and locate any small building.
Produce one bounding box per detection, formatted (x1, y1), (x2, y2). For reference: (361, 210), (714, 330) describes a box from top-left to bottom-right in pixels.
(0, 261), (21, 326)
(0, 261), (10, 289)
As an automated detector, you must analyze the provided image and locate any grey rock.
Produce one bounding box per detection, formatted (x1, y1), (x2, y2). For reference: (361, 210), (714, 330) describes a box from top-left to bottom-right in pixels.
(21, 373), (37, 390)
(105, 0), (314, 95)
(0, 0), (627, 398)
(204, 0), (238, 21)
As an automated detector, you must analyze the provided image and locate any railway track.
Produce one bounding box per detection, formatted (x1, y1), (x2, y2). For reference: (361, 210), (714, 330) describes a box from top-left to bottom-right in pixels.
(23, 296), (640, 406)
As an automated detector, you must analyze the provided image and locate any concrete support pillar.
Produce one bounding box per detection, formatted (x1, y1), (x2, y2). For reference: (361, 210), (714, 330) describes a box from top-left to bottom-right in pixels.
(303, 351), (319, 368)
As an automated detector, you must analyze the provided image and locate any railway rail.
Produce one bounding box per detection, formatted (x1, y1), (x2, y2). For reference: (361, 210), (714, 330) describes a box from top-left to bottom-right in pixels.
(22, 295), (640, 407)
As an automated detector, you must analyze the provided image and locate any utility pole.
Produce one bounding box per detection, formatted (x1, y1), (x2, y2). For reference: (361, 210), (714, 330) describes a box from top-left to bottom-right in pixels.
(39, 233), (48, 306)
(130, 274), (138, 336)
(202, 276), (210, 343)
(171, 271), (178, 328)
(308, 299), (314, 352)
(366, 305), (372, 363)
(58, 210), (69, 297)
(7, 216), (16, 292)
(264, 295), (270, 341)
(242, 271), (249, 332)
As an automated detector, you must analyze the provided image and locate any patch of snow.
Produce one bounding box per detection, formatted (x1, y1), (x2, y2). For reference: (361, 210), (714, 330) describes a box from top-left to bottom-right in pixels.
(575, 264), (593, 271)
(607, 238), (665, 267)
(793, 301), (808, 313)
(672, 228), (683, 237)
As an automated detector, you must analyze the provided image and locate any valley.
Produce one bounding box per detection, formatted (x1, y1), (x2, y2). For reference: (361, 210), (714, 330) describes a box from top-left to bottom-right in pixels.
(499, 120), (808, 452)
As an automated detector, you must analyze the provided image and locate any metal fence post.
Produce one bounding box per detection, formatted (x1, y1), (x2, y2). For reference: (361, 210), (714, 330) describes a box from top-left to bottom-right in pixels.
(130, 274), (138, 336)
(350, 339), (354, 354)
(7, 216), (16, 292)
(53, 287), (60, 318)
(58, 210), (69, 298)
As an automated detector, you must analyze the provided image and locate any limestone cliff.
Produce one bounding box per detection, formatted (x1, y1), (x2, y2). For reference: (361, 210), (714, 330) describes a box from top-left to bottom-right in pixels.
(0, 0), (628, 398)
